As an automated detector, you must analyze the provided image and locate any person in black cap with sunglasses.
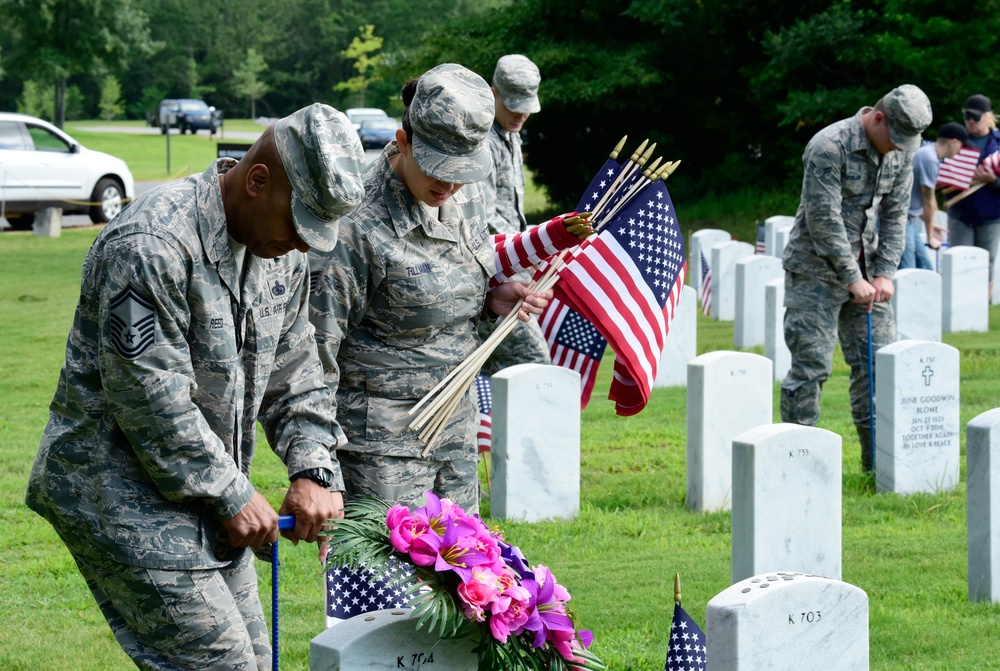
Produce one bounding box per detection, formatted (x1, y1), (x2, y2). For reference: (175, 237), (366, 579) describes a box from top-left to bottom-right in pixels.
(949, 93), (1000, 296)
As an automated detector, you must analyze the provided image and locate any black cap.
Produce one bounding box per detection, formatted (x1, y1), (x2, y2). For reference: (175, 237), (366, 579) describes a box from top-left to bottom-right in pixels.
(937, 122), (970, 143)
(965, 94), (992, 114)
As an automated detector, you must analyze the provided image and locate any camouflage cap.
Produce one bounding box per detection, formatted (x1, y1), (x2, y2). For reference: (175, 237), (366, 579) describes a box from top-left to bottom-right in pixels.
(493, 54), (541, 114)
(273, 103), (366, 252)
(410, 63), (494, 184)
(882, 84), (932, 153)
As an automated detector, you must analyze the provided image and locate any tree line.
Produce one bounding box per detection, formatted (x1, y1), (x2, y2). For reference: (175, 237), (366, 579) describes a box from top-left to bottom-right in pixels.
(2, 0), (999, 207)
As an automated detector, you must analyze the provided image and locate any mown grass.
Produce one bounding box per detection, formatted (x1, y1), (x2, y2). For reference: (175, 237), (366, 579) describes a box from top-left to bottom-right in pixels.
(3, 225), (1000, 668)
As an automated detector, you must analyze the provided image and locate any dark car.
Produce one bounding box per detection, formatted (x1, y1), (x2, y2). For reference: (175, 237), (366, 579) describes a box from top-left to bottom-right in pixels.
(358, 119), (400, 150)
(153, 99), (221, 135)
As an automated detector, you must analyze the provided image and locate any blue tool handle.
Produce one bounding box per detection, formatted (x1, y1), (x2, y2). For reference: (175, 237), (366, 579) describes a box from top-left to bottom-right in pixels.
(272, 515), (294, 671)
(278, 514), (296, 531)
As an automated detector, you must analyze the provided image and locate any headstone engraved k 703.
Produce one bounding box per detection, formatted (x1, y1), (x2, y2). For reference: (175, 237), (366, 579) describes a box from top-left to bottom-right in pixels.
(731, 424), (842, 582)
(875, 340), (960, 494)
(706, 573), (869, 671)
(690, 228), (731, 298)
(310, 608), (477, 671)
(891, 269), (942, 342)
(711, 241), (755, 321)
(941, 245), (989, 332)
(968, 408), (1000, 602)
(654, 284), (697, 388)
(491, 363), (580, 522)
(686, 351), (772, 512)
(764, 278), (790, 381)
(734, 255), (783, 348)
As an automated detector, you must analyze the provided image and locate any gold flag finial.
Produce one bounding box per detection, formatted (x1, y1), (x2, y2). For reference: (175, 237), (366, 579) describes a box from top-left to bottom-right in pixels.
(662, 159), (681, 180)
(638, 142), (657, 166)
(643, 156), (663, 179)
(674, 572), (682, 604)
(629, 139), (649, 163)
(611, 135), (627, 160)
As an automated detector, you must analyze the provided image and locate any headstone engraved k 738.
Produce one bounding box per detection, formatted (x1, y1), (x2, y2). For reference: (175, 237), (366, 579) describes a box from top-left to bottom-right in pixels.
(875, 340), (960, 494)
(711, 241), (755, 321)
(491, 363), (580, 522)
(734, 255), (783, 348)
(310, 608), (477, 671)
(764, 278), (790, 381)
(690, 228), (731, 298)
(654, 284), (697, 388)
(731, 424), (842, 582)
(941, 245), (989, 332)
(967, 408), (1000, 602)
(706, 573), (869, 671)
(763, 215), (794, 257)
(686, 351), (772, 512)
(891, 269), (942, 342)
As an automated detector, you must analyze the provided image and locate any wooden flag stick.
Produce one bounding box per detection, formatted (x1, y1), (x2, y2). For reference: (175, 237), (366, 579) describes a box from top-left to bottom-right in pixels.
(589, 140), (652, 221)
(944, 181), (985, 209)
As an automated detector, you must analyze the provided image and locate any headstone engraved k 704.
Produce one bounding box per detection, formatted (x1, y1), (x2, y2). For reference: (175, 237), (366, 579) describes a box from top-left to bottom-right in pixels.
(686, 351), (772, 512)
(491, 363), (580, 522)
(706, 573), (869, 671)
(734, 255), (783, 348)
(891, 268), (942, 342)
(690, 228), (731, 298)
(968, 408), (1000, 602)
(875, 340), (960, 494)
(941, 245), (989, 332)
(310, 608), (477, 671)
(764, 278), (790, 381)
(763, 215), (794, 257)
(731, 424), (842, 582)
(654, 284), (697, 388)
(711, 241), (755, 321)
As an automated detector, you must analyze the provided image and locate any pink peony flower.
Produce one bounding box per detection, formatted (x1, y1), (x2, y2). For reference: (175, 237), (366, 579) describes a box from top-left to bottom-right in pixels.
(457, 566), (504, 621)
(488, 583), (533, 643)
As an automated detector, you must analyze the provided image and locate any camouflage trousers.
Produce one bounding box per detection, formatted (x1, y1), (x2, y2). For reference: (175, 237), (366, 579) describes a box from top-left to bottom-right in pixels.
(478, 316), (551, 377)
(71, 546), (269, 670)
(780, 299), (895, 446)
(339, 449), (480, 514)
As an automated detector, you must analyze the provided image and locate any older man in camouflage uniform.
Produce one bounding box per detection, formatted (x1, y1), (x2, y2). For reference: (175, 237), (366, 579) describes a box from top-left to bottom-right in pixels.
(781, 85), (932, 470)
(478, 54), (552, 375)
(309, 64), (550, 514)
(26, 104), (365, 670)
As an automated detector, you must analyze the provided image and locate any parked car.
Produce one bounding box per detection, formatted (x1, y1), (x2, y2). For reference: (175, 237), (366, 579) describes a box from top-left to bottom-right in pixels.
(0, 112), (135, 229)
(345, 107), (389, 131)
(358, 118), (400, 150)
(153, 99), (220, 134)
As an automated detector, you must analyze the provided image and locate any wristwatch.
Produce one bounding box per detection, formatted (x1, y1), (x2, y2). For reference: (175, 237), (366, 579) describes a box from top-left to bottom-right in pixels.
(290, 467), (334, 489)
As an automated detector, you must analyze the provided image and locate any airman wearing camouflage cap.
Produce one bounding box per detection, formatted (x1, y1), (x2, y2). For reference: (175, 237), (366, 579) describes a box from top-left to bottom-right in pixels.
(26, 103), (364, 668)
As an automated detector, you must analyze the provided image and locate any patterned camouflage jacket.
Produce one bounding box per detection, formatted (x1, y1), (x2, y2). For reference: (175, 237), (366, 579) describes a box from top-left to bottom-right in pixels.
(308, 143), (494, 461)
(783, 108), (912, 304)
(26, 159), (340, 569)
(481, 121), (527, 235)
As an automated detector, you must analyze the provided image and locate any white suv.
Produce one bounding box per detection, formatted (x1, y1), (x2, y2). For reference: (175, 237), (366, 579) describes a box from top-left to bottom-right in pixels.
(345, 107), (389, 132)
(0, 112), (135, 229)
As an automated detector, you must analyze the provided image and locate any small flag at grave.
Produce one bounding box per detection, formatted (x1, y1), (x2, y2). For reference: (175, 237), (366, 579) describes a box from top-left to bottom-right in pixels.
(700, 251), (713, 317)
(475, 374), (492, 453)
(665, 573), (707, 671)
(538, 295), (608, 408)
(325, 560), (412, 627)
(755, 223), (766, 254)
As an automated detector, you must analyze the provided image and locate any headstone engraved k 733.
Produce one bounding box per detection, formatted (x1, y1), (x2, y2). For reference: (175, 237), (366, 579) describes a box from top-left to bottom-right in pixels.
(491, 363), (580, 522)
(690, 228), (731, 298)
(310, 608), (477, 671)
(764, 278), (790, 381)
(731, 424), (842, 582)
(891, 268), (942, 342)
(654, 284), (697, 388)
(875, 340), (960, 494)
(711, 241), (755, 321)
(706, 573), (869, 671)
(968, 408), (1000, 602)
(941, 245), (989, 332)
(734, 255), (783, 348)
(686, 351), (772, 512)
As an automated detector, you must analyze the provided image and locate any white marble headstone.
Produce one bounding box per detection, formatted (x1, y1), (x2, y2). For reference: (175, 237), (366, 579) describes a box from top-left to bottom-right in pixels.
(690, 228), (731, 298)
(734, 255), (783, 348)
(764, 278), (790, 381)
(993, 270), (1000, 305)
(654, 285), (697, 388)
(891, 269), (942, 342)
(711, 241), (755, 321)
(32, 207), (62, 238)
(491, 364), (580, 521)
(311, 608), (477, 671)
(686, 351), (773, 512)
(763, 215), (794, 257)
(731, 424), (842, 582)
(875, 340), (960, 494)
(941, 245), (989, 332)
(968, 408), (1000, 603)
(706, 573), (869, 671)
(773, 225), (792, 261)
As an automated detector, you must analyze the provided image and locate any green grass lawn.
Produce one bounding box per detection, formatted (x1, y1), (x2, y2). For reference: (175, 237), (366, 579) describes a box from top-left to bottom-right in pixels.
(3, 226), (1000, 669)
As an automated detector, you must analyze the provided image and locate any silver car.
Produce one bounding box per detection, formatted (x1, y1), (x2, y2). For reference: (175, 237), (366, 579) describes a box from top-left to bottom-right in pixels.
(0, 112), (135, 229)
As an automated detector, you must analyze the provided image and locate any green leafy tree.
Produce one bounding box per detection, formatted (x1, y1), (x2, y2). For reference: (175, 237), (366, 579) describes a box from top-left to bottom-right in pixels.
(334, 24), (384, 107)
(233, 48), (270, 119)
(17, 80), (54, 121)
(98, 75), (126, 121)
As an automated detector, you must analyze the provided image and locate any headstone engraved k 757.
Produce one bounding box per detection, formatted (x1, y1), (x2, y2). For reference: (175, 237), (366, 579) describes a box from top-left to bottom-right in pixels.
(690, 228), (731, 298)
(310, 608), (477, 671)
(711, 241), (755, 321)
(941, 245), (989, 333)
(875, 340), (960, 494)
(764, 278), (790, 381)
(968, 408), (1000, 603)
(654, 284), (697, 388)
(491, 363), (580, 522)
(686, 351), (772, 512)
(731, 424), (842, 582)
(706, 573), (869, 671)
(734, 255), (783, 348)
(891, 269), (942, 342)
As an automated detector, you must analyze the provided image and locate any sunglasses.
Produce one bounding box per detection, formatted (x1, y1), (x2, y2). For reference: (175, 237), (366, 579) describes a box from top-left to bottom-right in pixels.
(965, 110), (985, 122)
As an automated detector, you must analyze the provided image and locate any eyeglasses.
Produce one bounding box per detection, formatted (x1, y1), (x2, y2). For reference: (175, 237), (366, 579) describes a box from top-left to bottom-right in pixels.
(965, 110), (984, 122)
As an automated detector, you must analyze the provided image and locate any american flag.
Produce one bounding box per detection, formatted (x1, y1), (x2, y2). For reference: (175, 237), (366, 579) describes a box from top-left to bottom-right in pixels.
(755, 224), (766, 254)
(937, 146), (981, 190)
(325, 561), (411, 627)
(700, 251), (712, 317)
(475, 374), (492, 453)
(576, 158), (640, 214)
(538, 295), (607, 408)
(664, 601), (707, 671)
(555, 178), (686, 416)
